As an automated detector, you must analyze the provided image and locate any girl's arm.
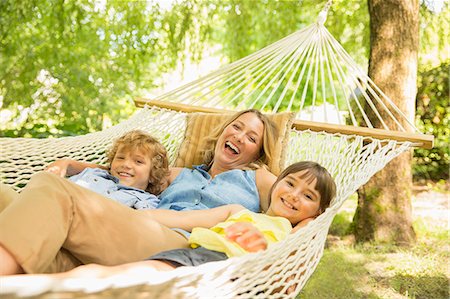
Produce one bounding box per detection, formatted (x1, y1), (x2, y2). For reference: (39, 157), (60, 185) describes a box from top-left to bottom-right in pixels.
(255, 168), (277, 212)
(45, 159), (107, 177)
(143, 204), (245, 232)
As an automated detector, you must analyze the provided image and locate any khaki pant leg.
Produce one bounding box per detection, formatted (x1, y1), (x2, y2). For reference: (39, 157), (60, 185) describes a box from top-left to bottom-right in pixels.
(0, 183), (18, 212)
(42, 249), (83, 274)
(0, 172), (188, 274)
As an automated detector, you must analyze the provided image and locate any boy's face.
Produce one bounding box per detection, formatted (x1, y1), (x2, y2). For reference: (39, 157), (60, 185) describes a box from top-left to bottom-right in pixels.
(110, 145), (152, 190)
(267, 170), (321, 226)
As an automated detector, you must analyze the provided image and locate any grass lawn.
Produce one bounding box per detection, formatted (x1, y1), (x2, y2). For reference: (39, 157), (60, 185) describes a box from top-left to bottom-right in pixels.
(299, 187), (449, 299)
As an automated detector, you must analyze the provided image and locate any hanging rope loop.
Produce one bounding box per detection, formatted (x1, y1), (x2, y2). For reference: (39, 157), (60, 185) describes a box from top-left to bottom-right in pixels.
(317, 0), (332, 25)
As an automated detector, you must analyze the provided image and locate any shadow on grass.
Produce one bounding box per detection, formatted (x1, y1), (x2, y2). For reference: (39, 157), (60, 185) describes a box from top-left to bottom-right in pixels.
(298, 249), (379, 299)
(386, 274), (449, 299)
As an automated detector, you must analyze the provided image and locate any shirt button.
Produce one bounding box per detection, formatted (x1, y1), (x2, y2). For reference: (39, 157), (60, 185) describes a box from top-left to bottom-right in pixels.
(93, 178), (98, 182)
(107, 191), (111, 194)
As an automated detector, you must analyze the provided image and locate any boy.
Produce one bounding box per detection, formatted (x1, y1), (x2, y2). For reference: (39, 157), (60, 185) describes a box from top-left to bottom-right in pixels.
(64, 130), (169, 210)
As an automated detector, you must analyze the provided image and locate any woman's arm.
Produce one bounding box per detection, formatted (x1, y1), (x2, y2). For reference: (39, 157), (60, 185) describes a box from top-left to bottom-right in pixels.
(167, 167), (183, 185)
(143, 204), (245, 232)
(255, 168), (277, 212)
(45, 159), (107, 177)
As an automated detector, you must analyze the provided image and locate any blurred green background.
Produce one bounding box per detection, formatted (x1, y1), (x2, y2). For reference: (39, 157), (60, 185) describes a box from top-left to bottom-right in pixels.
(0, 0), (448, 182)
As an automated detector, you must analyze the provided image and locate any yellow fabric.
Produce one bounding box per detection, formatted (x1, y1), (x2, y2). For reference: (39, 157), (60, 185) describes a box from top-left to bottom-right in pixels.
(188, 209), (292, 257)
(174, 111), (294, 175)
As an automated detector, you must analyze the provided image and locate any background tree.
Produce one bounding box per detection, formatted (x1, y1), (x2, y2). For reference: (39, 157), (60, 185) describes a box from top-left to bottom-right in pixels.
(353, 0), (419, 244)
(0, 0), (447, 215)
(0, 0), (216, 137)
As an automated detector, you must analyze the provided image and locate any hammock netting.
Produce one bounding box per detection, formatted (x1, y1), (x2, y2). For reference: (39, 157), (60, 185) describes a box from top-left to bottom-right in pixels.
(0, 3), (431, 298)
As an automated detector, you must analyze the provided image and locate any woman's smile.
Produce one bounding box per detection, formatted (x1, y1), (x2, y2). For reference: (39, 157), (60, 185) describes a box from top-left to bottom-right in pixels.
(224, 141), (240, 155)
(214, 112), (264, 168)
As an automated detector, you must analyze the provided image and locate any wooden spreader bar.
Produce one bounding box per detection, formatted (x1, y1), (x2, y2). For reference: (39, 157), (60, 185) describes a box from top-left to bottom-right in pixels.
(134, 98), (434, 149)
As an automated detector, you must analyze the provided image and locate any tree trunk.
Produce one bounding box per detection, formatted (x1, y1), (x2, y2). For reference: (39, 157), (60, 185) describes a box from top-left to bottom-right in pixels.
(353, 0), (419, 245)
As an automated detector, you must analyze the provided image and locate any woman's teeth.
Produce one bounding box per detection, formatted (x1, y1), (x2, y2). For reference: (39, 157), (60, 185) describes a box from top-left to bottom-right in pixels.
(225, 141), (239, 154)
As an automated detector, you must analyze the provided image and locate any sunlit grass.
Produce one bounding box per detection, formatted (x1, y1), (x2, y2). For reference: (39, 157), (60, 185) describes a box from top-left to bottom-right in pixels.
(299, 191), (449, 299)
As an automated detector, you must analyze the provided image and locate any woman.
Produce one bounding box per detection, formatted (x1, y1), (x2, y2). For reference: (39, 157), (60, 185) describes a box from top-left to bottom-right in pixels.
(0, 109), (279, 275)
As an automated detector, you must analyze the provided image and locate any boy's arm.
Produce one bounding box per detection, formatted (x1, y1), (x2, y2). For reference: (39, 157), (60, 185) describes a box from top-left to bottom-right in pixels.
(46, 159), (107, 177)
(143, 204), (245, 232)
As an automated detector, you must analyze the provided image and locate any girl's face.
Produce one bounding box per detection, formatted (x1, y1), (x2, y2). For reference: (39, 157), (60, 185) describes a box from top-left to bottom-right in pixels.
(266, 170), (321, 226)
(213, 112), (264, 170)
(110, 145), (152, 190)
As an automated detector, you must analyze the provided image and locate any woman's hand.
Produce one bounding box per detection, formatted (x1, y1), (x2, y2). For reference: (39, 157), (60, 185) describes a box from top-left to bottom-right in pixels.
(225, 222), (267, 252)
(45, 159), (73, 177)
(45, 159), (103, 177)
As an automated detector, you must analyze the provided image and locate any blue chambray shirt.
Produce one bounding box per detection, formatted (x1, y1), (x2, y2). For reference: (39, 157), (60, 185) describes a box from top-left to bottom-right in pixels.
(69, 168), (159, 210)
(157, 165), (260, 212)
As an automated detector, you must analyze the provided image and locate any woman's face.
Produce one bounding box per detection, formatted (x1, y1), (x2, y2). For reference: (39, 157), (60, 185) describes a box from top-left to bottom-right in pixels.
(213, 112), (264, 170)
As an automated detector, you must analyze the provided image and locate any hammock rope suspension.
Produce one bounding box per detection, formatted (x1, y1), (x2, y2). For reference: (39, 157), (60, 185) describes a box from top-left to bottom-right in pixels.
(150, 20), (418, 135)
(0, 1), (434, 298)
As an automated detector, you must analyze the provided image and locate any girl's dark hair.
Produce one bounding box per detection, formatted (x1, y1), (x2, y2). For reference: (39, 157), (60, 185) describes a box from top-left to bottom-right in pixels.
(107, 130), (169, 195)
(268, 161), (336, 214)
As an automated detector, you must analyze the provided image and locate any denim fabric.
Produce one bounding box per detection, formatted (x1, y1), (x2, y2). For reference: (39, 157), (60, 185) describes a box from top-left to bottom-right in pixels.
(157, 165), (259, 212)
(69, 168), (159, 210)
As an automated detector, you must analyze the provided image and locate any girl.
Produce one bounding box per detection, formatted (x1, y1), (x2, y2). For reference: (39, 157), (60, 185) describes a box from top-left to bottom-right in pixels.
(60, 161), (336, 277)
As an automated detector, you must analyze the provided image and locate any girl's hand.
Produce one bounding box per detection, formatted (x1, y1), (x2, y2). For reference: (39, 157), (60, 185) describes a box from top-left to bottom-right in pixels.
(225, 222), (268, 252)
(45, 159), (73, 177)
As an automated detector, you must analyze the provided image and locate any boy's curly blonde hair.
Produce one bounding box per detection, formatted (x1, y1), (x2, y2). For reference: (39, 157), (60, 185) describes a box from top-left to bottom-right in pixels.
(107, 130), (169, 195)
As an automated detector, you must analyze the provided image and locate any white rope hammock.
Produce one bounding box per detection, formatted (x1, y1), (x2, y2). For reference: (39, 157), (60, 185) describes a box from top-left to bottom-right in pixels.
(0, 2), (433, 298)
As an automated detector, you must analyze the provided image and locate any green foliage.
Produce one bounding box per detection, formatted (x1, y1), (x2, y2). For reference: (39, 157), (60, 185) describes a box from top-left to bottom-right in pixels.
(414, 62), (450, 181)
(0, 0), (448, 144)
(419, 1), (450, 66)
(0, 0), (216, 137)
(210, 0), (369, 66)
(329, 212), (353, 236)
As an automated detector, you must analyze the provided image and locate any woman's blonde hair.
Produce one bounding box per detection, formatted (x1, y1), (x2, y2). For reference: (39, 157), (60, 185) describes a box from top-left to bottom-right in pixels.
(107, 130), (169, 195)
(202, 109), (279, 170)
